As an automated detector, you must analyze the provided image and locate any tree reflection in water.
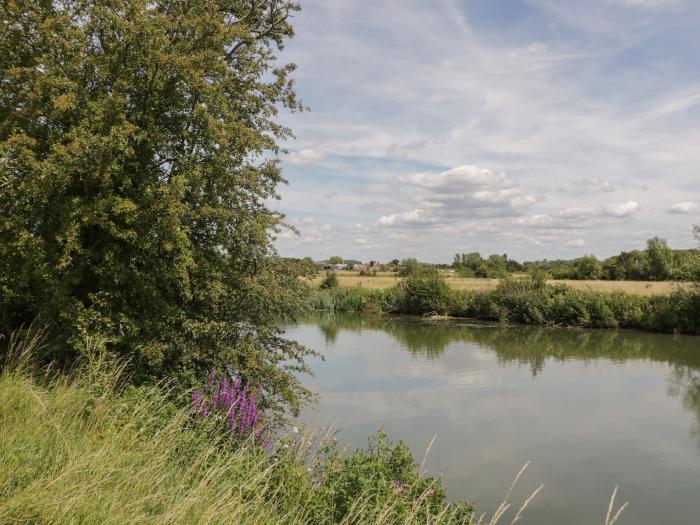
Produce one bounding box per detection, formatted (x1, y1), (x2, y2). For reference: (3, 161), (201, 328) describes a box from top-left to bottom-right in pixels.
(304, 312), (700, 446)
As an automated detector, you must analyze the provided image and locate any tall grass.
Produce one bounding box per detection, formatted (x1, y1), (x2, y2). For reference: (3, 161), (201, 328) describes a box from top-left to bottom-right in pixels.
(309, 286), (385, 313)
(0, 341), (472, 524)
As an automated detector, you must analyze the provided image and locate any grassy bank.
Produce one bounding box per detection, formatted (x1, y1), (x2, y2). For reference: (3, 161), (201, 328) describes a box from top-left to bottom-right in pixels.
(0, 349), (480, 524)
(310, 276), (700, 335)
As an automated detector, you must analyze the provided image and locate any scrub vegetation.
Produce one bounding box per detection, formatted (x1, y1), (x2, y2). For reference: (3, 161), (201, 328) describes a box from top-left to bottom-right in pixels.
(310, 269), (700, 335)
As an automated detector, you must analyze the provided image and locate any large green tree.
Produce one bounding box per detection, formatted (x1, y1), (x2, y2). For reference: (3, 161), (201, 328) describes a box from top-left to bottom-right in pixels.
(0, 0), (315, 415)
(645, 236), (673, 281)
(575, 255), (603, 280)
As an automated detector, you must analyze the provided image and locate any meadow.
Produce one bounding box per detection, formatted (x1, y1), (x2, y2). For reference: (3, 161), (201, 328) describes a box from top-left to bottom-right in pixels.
(312, 271), (689, 296)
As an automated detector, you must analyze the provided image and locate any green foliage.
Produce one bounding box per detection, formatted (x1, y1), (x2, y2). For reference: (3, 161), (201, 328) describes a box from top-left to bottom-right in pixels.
(320, 271), (339, 289)
(529, 267), (549, 289)
(388, 270), (455, 315)
(328, 256), (344, 264)
(310, 281), (700, 335)
(318, 429), (475, 524)
(452, 252), (519, 278)
(398, 258), (421, 277)
(646, 237), (673, 281)
(576, 255), (603, 280)
(308, 287), (384, 313)
(524, 237), (700, 282)
(0, 357), (475, 525)
(0, 0), (315, 414)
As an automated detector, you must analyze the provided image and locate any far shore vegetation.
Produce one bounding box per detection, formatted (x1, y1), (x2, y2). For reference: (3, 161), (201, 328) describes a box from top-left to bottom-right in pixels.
(309, 264), (700, 336)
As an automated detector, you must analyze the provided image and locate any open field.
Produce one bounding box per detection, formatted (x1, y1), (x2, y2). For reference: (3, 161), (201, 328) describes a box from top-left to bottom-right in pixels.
(311, 271), (693, 296)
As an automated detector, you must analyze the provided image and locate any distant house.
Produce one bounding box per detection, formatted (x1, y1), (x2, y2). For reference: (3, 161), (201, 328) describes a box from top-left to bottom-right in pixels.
(322, 263), (346, 271)
(353, 261), (383, 272)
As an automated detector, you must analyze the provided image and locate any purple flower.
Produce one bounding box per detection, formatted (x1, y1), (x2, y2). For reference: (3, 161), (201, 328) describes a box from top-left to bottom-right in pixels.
(192, 369), (267, 444)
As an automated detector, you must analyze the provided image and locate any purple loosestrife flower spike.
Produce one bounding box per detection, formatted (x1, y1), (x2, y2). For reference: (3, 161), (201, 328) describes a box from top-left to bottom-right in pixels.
(220, 377), (228, 403)
(192, 391), (203, 413)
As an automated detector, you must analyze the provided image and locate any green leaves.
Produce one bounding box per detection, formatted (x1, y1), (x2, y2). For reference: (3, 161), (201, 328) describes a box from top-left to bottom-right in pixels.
(1, 0), (312, 417)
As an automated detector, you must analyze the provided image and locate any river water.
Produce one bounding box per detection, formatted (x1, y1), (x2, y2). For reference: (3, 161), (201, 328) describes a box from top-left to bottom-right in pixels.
(284, 313), (700, 525)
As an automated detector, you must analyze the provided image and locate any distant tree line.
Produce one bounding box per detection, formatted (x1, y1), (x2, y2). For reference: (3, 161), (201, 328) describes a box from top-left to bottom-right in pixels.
(451, 237), (699, 281)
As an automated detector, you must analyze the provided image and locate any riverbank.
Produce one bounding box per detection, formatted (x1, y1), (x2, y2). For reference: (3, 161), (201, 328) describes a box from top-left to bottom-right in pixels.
(309, 276), (700, 335)
(0, 347), (475, 525)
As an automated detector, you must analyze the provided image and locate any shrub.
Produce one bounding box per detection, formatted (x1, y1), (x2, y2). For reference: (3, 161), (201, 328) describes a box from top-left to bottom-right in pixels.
(388, 270), (455, 315)
(309, 287), (385, 313)
(398, 258), (421, 277)
(320, 271), (340, 289)
(318, 429), (475, 524)
(309, 275), (700, 336)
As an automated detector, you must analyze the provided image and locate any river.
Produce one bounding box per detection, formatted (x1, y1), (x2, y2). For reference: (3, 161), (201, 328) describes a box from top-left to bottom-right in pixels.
(284, 313), (700, 525)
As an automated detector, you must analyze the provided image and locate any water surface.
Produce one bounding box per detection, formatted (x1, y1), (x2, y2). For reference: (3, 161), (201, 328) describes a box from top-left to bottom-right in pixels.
(285, 313), (700, 525)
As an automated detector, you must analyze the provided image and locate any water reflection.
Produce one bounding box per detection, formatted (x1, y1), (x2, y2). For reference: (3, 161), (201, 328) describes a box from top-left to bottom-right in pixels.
(290, 313), (700, 524)
(312, 312), (700, 445)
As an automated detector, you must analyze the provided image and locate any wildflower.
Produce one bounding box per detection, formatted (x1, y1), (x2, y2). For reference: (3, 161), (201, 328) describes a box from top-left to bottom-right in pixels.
(192, 369), (266, 444)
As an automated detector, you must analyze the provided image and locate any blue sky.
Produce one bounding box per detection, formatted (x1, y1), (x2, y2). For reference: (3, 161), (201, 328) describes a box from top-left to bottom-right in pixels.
(273, 0), (700, 262)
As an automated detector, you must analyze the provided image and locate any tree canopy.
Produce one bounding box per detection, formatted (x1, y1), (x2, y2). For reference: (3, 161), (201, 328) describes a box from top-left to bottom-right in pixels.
(0, 0), (315, 416)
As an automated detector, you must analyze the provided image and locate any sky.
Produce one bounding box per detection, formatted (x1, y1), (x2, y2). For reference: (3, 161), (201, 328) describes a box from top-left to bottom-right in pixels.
(273, 0), (700, 263)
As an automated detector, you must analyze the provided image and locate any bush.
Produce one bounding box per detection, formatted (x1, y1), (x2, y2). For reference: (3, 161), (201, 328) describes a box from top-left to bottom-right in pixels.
(319, 429), (475, 524)
(309, 287), (384, 313)
(388, 270), (455, 315)
(320, 271), (340, 289)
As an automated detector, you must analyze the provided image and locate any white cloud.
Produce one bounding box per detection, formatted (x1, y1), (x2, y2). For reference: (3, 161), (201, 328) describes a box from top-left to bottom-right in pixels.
(515, 214), (555, 226)
(565, 238), (586, 247)
(376, 208), (433, 227)
(286, 148), (325, 165)
(407, 165), (536, 212)
(272, 0), (700, 261)
(559, 177), (615, 194)
(527, 42), (548, 54)
(604, 200), (641, 217)
(669, 201), (699, 214)
(374, 165), (538, 229)
(559, 200), (641, 219)
(605, 0), (681, 7)
(386, 140), (429, 159)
